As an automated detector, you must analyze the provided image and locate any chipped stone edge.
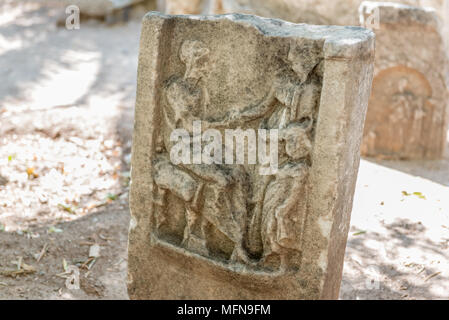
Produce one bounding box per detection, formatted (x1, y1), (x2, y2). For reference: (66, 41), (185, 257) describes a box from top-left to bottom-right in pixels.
(142, 11), (375, 60)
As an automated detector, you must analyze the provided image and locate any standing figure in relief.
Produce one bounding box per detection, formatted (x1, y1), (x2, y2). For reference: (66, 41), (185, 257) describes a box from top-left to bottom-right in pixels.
(232, 39), (323, 270)
(259, 40), (322, 271)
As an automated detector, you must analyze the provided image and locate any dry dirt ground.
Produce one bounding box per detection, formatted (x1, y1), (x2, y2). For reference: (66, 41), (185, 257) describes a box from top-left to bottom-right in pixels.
(1, 1), (449, 300)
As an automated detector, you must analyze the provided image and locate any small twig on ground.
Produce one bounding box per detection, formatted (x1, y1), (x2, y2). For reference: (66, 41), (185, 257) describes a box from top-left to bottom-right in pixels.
(36, 243), (48, 262)
(425, 272), (442, 282)
(80, 257), (97, 270)
(79, 242), (96, 246)
(98, 233), (111, 241)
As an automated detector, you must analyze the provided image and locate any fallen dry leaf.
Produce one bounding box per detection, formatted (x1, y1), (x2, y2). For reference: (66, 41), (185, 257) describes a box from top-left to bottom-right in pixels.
(26, 167), (38, 179)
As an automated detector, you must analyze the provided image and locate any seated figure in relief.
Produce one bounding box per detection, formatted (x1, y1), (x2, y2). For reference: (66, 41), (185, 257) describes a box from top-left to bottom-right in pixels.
(153, 40), (251, 263)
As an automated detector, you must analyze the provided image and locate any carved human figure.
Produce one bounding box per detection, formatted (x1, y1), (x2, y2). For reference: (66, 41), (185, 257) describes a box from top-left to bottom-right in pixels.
(259, 43), (321, 271)
(390, 77), (429, 153)
(154, 40), (250, 263)
(240, 39), (322, 270)
(388, 78), (413, 151)
(259, 125), (311, 271)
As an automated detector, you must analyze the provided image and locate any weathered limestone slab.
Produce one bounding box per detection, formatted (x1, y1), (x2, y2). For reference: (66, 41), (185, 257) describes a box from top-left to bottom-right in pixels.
(128, 12), (374, 300)
(360, 2), (449, 159)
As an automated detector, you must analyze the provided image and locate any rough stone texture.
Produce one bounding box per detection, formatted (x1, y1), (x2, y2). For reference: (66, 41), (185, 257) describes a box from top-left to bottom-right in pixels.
(156, 0), (448, 52)
(218, 0), (446, 26)
(443, 0), (449, 53)
(128, 12), (374, 300)
(360, 2), (449, 159)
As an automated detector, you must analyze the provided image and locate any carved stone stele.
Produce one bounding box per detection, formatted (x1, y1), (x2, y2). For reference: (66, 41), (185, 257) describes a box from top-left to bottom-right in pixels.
(360, 2), (449, 159)
(127, 12), (374, 300)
